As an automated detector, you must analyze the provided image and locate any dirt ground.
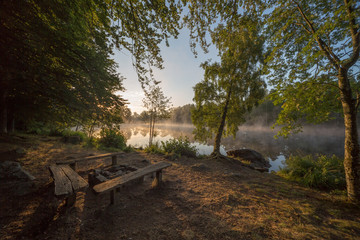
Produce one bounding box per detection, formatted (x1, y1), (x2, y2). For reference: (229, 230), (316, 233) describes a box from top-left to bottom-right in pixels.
(1, 134), (360, 240)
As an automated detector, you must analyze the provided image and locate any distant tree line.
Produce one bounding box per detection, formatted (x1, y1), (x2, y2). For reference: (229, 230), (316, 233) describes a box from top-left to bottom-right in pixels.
(129, 98), (351, 129)
(130, 104), (193, 124)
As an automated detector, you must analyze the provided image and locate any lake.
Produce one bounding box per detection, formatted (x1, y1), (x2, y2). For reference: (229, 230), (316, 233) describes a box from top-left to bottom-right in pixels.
(119, 123), (345, 172)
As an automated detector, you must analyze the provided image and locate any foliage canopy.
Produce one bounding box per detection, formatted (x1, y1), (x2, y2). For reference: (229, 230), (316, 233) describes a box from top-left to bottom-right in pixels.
(191, 16), (265, 155)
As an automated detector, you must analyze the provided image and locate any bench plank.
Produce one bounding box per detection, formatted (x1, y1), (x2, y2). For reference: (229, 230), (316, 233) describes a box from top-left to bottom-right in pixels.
(49, 165), (73, 196)
(93, 162), (171, 194)
(56, 152), (125, 165)
(60, 165), (88, 191)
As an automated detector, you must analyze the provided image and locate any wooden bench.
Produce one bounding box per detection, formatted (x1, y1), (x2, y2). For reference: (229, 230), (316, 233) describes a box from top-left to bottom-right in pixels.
(56, 152), (125, 170)
(93, 162), (172, 204)
(49, 164), (89, 206)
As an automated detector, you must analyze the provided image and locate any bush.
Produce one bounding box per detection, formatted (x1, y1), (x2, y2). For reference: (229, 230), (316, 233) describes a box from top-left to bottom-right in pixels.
(26, 121), (52, 135)
(278, 154), (346, 191)
(84, 137), (98, 148)
(123, 145), (135, 153)
(144, 142), (163, 154)
(98, 128), (127, 150)
(61, 129), (87, 141)
(161, 136), (198, 158)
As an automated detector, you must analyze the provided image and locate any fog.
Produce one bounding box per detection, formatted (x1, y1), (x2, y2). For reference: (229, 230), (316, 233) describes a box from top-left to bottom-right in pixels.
(120, 123), (345, 171)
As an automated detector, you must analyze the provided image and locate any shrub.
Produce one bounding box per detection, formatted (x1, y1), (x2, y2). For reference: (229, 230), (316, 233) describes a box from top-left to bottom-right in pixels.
(278, 154), (346, 191)
(161, 136), (198, 158)
(84, 137), (98, 148)
(144, 142), (163, 154)
(98, 128), (126, 150)
(123, 145), (135, 153)
(61, 129), (87, 141)
(26, 121), (51, 135)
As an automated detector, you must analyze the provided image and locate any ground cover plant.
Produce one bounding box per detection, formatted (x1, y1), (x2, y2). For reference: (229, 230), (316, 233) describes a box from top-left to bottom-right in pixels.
(144, 137), (198, 158)
(278, 154), (346, 191)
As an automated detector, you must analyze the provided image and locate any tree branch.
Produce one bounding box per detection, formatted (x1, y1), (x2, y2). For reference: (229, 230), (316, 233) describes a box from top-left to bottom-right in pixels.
(292, 0), (341, 69)
(294, 22), (311, 34)
(342, 0), (360, 70)
(356, 92), (360, 111)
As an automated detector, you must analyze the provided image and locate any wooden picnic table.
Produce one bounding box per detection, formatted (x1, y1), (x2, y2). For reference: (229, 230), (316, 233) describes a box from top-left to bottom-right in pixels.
(49, 164), (88, 205)
(50, 152), (172, 206)
(56, 152), (125, 170)
(93, 162), (172, 204)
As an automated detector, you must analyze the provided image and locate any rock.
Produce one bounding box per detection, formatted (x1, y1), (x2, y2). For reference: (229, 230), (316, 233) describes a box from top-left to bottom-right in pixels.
(102, 170), (111, 177)
(225, 194), (239, 206)
(227, 172), (242, 178)
(0, 161), (35, 180)
(13, 181), (35, 196)
(15, 147), (26, 154)
(191, 163), (208, 172)
(88, 172), (108, 186)
(114, 170), (123, 176)
(227, 149), (270, 170)
(141, 159), (150, 164)
(1, 181), (36, 196)
(181, 229), (195, 240)
(254, 167), (269, 173)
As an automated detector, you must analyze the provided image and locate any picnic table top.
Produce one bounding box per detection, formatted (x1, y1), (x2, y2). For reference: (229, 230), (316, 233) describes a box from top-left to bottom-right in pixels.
(56, 152), (125, 165)
(49, 164), (88, 195)
(93, 161), (171, 194)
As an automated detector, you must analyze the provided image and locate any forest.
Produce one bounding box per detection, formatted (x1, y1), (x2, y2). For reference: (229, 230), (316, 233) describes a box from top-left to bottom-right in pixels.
(1, 1), (360, 239)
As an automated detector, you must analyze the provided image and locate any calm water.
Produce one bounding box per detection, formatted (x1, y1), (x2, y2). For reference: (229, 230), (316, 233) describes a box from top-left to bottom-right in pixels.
(120, 123), (345, 172)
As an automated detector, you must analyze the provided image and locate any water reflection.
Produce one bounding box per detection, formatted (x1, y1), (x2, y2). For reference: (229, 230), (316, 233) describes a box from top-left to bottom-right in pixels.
(120, 123), (345, 172)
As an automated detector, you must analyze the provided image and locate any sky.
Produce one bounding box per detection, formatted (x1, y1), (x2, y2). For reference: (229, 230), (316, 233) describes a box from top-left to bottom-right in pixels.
(113, 28), (219, 114)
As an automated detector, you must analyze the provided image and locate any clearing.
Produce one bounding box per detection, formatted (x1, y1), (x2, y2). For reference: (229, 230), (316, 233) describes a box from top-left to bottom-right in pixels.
(1, 134), (360, 240)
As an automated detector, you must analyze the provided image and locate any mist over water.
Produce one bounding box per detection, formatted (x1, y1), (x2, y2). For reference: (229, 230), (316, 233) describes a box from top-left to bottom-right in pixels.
(120, 123), (345, 171)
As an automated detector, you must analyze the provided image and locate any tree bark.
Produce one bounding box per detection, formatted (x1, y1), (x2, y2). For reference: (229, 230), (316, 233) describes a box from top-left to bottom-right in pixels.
(8, 116), (15, 133)
(149, 113), (153, 146)
(339, 69), (360, 202)
(212, 87), (232, 156)
(0, 90), (8, 134)
(149, 112), (156, 146)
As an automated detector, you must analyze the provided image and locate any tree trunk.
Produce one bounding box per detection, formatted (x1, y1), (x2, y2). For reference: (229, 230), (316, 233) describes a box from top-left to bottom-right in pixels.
(339, 69), (360, 202)
(152, 114), (156, 143)
(8, 116), (15, 133)
(149, 112), (155, 146)
(149, 114), (153, 146)
(212, 87), (232, 156)
(0, 90), (8, 134)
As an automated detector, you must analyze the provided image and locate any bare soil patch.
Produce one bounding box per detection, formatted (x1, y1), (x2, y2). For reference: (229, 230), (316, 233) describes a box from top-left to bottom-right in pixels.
(1, 134), (360, 240)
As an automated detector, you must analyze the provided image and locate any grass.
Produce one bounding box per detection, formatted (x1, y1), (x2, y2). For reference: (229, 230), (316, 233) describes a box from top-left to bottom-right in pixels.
(277, 154), (346, 191)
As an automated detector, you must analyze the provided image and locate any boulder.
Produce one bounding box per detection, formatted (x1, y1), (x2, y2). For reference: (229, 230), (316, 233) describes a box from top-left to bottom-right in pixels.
(13, 181), (35, 196)
(227, 149), (270, 170)
(15, 147), (26, 154)
(0, 161), (36, 196)
(0, 161), (35, 180)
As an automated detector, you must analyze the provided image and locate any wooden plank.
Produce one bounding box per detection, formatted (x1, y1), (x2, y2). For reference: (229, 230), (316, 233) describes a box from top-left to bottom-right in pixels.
(56, 152), (125, 165)
(60, 165), (89, 191)
(49, 165), (73, 196)
(93, 162), (171, 194)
